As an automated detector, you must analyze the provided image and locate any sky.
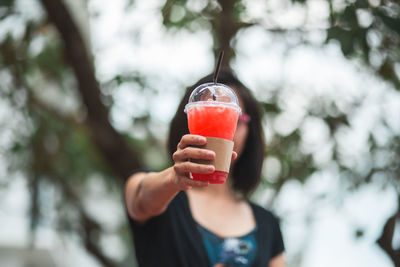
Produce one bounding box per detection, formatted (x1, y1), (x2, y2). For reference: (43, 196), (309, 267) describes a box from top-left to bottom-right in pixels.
(0, 0), (399, 266)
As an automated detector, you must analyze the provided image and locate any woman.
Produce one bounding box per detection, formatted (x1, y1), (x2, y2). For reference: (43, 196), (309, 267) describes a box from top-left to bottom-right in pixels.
(124, 70), (285, 267)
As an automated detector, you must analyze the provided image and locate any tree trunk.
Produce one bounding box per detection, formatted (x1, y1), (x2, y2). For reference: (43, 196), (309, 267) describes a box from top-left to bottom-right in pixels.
(39, 0), (141, 183)
(213, 0), (239, 69)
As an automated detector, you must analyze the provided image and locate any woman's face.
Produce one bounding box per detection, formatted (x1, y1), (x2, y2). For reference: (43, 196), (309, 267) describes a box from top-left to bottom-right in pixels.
(233, 93), (249, 159)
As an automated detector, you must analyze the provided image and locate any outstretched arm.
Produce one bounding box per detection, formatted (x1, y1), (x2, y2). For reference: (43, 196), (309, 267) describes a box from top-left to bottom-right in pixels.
(125, 135), (237, 223)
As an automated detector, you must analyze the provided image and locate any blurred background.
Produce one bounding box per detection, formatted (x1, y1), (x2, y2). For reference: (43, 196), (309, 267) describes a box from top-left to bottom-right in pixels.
(0, 0), (399, 266)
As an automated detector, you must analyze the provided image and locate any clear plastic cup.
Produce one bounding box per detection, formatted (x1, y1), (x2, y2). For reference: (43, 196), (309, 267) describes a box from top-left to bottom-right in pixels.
(184, 83), (241, 184)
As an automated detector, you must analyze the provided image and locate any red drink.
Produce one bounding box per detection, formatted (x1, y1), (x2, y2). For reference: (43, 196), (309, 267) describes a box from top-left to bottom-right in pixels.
(187, 104), (239, 183)
(187, 106), (239, 140)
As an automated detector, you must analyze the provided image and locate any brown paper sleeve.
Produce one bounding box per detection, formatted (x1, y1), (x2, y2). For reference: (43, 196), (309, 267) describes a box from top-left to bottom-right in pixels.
(191, 137), (234, 172)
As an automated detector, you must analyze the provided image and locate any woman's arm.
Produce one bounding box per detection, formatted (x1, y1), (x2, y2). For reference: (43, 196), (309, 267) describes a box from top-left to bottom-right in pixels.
(269, 253), (285, 267)
(125, 134), (224, 223)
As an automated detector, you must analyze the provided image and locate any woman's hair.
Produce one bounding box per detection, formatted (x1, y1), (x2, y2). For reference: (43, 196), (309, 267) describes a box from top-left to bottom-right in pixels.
(167, 69), (265, 197)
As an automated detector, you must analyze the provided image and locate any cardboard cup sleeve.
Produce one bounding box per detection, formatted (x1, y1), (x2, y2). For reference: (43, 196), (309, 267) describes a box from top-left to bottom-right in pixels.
(191, 137), (234, 172)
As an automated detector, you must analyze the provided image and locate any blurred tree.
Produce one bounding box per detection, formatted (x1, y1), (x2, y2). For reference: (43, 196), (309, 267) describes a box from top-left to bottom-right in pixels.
(1, 0), (143, 265)
(0, 0), (399, 266)
(161, 0), (400, 265)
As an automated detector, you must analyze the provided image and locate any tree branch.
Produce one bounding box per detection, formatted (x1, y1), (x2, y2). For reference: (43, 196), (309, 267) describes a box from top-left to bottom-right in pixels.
(39, 0), (142, 182)
(214, 0), (241, 68)
(56, 176), (117, 267)
(24, 116), (118, 267)
(2, 15), (127, 267)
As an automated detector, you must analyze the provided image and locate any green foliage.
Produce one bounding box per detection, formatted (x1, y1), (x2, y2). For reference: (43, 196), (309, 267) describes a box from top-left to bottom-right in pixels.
(355, 0), (369, 9)
(0, 8), (130, 265)
(341, 5), (358, 29)
(376, 9), (400, 37)
(162, 0), (200, 30)
(327, 15), (369, 59)
(324, 114), (350, 135)
(29, 109), (115, 188)
(379, 59), (399, 87)
(260, 101), (281, 113)
(233, 1), (246, 20)
(326, 1), (400, 89)
(0, 0), (13, 7)
(33, 39), (66, 80)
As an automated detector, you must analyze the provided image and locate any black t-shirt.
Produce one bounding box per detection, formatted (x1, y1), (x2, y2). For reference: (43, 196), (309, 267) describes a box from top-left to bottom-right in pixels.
(126, 190), (284, 267)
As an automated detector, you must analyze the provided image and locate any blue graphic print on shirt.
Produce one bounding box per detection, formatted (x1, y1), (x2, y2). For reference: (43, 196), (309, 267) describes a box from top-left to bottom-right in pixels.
(197, 224), (257, 267)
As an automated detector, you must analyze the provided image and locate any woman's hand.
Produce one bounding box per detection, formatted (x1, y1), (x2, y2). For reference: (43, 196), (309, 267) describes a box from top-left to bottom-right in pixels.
(171, 134), (237, 190)
(171, 134), (215, 190)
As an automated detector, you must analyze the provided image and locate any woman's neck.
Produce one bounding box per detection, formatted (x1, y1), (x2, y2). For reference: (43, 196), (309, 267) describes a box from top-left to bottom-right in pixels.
(190, 179), (242, 202)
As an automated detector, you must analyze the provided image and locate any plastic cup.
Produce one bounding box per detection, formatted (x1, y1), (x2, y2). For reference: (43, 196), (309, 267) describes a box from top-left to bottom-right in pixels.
(184, 83), (241, 184)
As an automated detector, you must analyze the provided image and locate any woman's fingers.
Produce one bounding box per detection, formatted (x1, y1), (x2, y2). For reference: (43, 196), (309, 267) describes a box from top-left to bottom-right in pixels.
(173, 147), (215, 162)
(178, 178), (209, 190)
(172, 134), (238, 191)
(177, 134), (206, 150)
(174, 161), (215, 175)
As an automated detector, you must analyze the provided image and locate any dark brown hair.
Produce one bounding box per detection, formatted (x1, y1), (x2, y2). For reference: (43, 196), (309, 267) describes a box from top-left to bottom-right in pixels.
(167, 69), (265, 197)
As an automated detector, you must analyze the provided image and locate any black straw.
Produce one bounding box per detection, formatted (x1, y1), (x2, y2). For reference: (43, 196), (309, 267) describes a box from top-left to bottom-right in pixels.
(213, 50), (224, 84)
